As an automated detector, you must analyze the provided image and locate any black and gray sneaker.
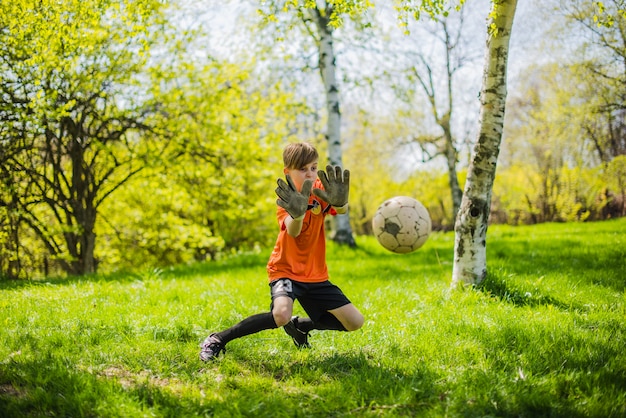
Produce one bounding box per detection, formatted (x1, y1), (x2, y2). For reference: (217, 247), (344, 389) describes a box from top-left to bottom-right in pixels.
(199, 333), (225, 361)
(283, 316), (310, 348)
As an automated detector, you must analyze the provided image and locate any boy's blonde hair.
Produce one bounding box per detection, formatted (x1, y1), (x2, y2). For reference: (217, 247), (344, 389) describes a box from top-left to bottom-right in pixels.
(283, 142), (319, 169)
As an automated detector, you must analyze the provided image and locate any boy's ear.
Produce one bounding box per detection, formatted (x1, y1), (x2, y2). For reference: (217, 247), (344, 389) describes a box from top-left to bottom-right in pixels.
(283, 168), (289, 175)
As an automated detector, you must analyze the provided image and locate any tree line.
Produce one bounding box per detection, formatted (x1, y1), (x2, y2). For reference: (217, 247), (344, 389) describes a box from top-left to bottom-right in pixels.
(1, 0), (624, 280)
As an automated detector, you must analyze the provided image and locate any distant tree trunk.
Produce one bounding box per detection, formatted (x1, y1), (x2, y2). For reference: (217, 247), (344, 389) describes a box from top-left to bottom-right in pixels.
(439, 20), (463, 220)
(308, 6), (356, 246)
(0, 196), (22, 280)
(408, 16), (469, 225)
(441, 115), (463, 222)
(67, 135), (98, 275)
(451, 0), (518, 287)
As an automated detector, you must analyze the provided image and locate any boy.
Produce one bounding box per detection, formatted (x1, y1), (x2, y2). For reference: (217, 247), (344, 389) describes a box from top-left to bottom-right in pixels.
(200, 142), (364, 361)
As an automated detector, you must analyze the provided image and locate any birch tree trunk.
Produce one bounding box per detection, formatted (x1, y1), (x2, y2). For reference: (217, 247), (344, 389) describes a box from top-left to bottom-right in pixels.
(451, 0), (518, 287)
(309, 6), (356, 246)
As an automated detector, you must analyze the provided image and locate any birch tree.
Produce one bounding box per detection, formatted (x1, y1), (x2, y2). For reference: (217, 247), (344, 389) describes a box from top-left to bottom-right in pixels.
(451, 0), (518, 287)
(258, 0), (366, 246)
(304, 3), (356, 245)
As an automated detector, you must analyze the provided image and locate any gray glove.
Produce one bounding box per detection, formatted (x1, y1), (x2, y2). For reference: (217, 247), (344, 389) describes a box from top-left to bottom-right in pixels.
(313, 165), (350, 207)
(275, 175), (313, 219)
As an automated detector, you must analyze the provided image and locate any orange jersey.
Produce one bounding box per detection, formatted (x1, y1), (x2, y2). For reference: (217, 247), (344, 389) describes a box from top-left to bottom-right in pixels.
(267, 178), (336, 283)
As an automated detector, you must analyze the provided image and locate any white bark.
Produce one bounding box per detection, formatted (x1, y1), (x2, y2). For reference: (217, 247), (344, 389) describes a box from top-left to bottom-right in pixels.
(451, 0), (518, 287)
(312, 12), (341, 166)
(309, 6), (355, 246)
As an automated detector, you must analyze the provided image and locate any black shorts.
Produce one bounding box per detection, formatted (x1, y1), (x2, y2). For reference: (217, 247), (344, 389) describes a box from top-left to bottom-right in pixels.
(269, 278), (351, 322)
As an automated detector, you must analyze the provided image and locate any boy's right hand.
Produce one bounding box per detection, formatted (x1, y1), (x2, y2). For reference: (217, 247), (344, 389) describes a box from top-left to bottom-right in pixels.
(275, 175), (312, 219)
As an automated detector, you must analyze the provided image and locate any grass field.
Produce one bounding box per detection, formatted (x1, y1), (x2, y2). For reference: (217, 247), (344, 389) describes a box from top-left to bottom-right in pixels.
(1, 219), (624, 417)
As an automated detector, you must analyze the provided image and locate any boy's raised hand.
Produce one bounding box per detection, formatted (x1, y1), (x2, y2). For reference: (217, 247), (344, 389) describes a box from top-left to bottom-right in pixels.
(313, 165), (350, 207)
(275, 175), (313, 219)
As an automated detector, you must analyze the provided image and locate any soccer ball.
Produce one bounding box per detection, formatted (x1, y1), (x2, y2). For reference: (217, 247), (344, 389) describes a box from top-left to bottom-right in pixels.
(372, 196), (431, 254)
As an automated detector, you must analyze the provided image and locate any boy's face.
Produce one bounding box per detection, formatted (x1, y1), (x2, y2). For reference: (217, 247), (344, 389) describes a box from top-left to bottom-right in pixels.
(284, 160), (318, 193)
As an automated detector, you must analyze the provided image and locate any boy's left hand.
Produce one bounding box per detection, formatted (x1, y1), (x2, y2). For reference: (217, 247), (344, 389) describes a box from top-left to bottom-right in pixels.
(313, 165), (350, 207)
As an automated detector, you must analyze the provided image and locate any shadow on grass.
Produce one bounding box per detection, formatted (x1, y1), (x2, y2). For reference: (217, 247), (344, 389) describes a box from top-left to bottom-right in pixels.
(2, 342), (623, 417)
(202, 349), (442, 416)
(478, 273), (585, 311)
(488, 237), (625, 293)
(0, 350), (440, 417)
(0, 357), (207, 418)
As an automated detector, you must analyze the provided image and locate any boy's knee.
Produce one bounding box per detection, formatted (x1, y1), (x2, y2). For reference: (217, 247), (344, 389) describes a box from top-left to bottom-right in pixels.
(272, 307), (292, 327)
(345, 313), (364, 331)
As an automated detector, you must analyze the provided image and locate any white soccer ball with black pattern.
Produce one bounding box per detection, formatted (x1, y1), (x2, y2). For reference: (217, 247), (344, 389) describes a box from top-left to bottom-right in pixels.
(372, 196), (431, 254)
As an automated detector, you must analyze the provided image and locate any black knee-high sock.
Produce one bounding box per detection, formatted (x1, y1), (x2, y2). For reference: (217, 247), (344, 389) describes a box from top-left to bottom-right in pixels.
(296, 312), (347, 332)
(215, 312), (277, 344)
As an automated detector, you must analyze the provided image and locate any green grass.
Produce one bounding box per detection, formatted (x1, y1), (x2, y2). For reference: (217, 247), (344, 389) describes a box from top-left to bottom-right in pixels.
(1, 219), (625, 417)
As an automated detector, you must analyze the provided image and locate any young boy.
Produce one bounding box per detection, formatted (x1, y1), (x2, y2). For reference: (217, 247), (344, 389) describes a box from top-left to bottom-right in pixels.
(199, 142), (364, 361)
